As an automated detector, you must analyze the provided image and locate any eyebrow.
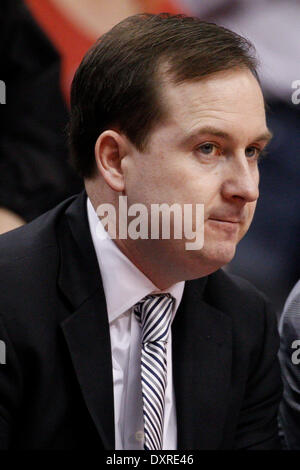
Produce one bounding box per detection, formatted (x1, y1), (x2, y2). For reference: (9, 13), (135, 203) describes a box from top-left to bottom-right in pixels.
(181, 125), (273, 146)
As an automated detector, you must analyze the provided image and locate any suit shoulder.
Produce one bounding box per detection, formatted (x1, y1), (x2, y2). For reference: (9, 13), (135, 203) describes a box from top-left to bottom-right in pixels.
(0, 195), (77, 308)
(204, 268), (275, 336)
(205, 269), (278, 354)
(0, 195), (77, 265)
(207, 268), (269, 308)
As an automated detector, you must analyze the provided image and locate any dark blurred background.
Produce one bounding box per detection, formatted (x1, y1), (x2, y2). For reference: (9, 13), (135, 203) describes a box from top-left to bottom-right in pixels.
(0, 0), (299, 313)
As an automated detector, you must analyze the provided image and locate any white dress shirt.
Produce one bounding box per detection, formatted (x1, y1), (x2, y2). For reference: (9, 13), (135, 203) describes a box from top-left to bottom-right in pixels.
(87, 198), (185, 450)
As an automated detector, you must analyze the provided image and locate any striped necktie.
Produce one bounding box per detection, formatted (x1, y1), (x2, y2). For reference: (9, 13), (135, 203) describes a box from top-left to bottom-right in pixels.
(134, 293), (175, 450)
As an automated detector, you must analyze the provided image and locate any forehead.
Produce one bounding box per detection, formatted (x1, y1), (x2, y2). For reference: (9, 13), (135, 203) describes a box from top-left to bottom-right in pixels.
(156, 67), (267, 143)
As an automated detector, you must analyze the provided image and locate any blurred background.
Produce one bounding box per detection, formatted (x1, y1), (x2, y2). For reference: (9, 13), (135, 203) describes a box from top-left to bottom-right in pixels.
(0, 0), (299, 313)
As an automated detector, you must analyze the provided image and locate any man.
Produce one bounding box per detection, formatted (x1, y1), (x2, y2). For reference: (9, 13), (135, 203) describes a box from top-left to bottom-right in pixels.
(0, 13), (282, 449)
(279, 280), (300, 449)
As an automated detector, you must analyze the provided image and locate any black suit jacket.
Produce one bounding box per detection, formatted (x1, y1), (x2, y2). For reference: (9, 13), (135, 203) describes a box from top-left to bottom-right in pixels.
(0, 192), (282, 449)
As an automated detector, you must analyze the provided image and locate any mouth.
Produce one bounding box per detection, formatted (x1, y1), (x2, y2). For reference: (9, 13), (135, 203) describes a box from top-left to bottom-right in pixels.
(207, 217), (241, 232)
(209, 218), (241, 224)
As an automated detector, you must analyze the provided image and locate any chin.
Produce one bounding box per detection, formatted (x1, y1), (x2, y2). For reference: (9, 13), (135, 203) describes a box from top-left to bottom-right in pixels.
(182, 243), (237, 280)
(201, 242), (237, 271)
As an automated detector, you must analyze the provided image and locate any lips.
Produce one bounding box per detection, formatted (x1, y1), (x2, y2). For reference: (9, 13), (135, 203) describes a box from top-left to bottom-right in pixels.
(207, 217), (242, 234)
(208, 217), (241, 224)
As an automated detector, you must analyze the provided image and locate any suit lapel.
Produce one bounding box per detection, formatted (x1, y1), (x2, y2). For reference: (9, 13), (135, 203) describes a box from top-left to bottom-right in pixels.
(57, 192), (115, 449)
(172, 277), (232, 449)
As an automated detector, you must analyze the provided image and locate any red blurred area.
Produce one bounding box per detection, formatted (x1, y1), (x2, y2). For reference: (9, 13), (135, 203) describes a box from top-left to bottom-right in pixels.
(25, 0), (188, 105)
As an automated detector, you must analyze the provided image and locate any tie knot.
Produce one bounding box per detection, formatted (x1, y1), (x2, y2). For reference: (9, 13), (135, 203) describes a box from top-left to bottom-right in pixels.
(134, 293), (174, 344)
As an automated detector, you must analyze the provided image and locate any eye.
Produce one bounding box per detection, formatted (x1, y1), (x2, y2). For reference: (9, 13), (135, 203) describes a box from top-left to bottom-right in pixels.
(197, 142), (220, 156)
(245, 146), (261, 159)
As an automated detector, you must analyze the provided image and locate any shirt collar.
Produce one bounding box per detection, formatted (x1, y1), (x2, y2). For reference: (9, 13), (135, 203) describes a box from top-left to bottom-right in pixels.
(87, 198), (185, 323)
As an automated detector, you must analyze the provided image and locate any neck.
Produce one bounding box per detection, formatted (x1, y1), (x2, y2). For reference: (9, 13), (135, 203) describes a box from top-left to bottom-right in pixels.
(113, 238), (179, 291)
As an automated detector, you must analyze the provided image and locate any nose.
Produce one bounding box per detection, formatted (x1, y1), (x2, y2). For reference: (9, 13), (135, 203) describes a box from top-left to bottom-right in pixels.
(221, 155), (259, 204)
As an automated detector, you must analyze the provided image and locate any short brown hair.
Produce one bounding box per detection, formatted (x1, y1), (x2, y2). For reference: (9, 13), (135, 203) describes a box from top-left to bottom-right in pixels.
(69, 13), (258, 178)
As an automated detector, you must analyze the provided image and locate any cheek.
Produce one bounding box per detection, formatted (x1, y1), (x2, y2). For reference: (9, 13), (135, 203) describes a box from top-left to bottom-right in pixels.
(144, 162), (188, 201)
(125, 157), (158, 200)
(243, 202), (257, 231)
(249, 201), (257, 218)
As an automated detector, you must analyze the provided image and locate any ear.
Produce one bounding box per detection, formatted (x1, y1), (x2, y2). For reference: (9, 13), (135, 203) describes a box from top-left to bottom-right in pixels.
(94, 130), (128, 192)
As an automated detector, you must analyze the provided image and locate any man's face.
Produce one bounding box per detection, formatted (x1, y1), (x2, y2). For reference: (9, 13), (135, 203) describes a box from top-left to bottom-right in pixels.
(121, 67), (271, 280)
